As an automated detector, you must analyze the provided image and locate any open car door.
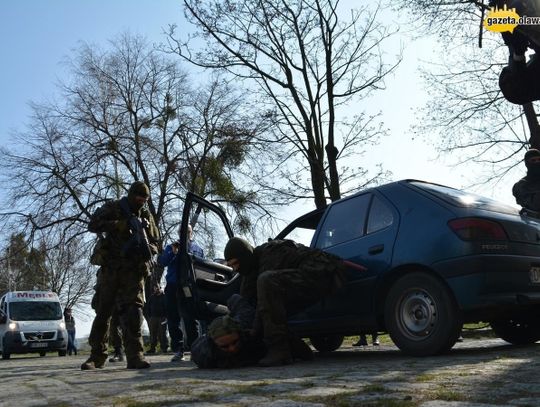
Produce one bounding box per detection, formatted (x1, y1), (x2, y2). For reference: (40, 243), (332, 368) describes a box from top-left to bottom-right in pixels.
(176, 192), (238, 322)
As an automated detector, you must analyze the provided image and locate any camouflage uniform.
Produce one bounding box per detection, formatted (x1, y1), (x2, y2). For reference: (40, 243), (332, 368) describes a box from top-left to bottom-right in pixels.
(191, 294), (313, 368)
(191, 295), (265, 368)
(82, 182), (160, 370)
(513, 177), (540, 212)
(225, 238), (345, 366)
(513, 149), (540, 213)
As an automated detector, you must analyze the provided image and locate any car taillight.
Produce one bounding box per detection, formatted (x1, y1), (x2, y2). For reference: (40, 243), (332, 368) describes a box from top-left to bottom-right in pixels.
(448, 218), (508, 241)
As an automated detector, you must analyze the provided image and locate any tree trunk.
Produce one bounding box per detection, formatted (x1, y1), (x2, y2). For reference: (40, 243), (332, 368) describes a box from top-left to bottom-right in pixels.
(325, 144), (341, 202)
(523, 102), (540, 150)
(309, 157), (327, 209)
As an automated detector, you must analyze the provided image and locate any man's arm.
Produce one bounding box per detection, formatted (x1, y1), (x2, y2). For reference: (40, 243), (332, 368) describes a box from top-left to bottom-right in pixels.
(157, 244), (176, 267)
(513, 179), (540, 211)
(88, 201), (124, 234)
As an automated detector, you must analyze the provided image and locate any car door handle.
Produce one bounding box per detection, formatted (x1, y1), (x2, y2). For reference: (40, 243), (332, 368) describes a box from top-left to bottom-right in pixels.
(368, 244), (384, 255)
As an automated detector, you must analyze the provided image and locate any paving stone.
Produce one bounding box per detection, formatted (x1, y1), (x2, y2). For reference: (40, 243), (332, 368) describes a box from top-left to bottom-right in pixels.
(0, 339), (540, 406)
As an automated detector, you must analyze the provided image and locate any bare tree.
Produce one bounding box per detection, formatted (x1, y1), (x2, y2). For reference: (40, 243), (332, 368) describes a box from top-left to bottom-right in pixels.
(0, 33), (274, 245)
(395, 0), (539, 186)
(0, 33), (277, 308)
(166, 0), (400, 208)
(0, 231), (93, 311)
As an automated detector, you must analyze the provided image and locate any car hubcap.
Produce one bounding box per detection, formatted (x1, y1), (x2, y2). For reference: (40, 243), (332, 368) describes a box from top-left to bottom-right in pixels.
(398, 289), (437, 340)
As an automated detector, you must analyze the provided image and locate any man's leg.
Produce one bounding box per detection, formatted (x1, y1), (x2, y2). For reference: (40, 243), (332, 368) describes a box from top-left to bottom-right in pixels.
(256, 268), (326, 367)
(147, 317), (158, 353)
(177, 292), (199, 350)
(108, 310), (124, 362)
(117, 269), (149, 369)
(82, 268), (117, 370)
(159, 318), (169, 352)
(165, 283), (184, 360)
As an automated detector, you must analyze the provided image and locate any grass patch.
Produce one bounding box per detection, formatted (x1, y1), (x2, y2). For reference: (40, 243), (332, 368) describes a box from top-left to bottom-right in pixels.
(415, 373), (438, 382)
(432, 389), (466, 401)
(111, 397), (177, 407)
(362, 384), (387, 392)
(294, 392), (360, 407)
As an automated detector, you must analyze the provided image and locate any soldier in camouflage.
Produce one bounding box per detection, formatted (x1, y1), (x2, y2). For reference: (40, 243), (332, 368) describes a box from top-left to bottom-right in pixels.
(191, 294), (313, 368)
(223, 238), (346, 367)
(81, 181), (160, 370)
(513, 149), (540, 214)
(191, 294), (266, 368)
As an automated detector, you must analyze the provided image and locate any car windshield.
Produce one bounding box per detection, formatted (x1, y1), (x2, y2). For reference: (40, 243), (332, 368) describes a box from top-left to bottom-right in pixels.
(9, 301), (62, 321)
(410, 181), (519, 215)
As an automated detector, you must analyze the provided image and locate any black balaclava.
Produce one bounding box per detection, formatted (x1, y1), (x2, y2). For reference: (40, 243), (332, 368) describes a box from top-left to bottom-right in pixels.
(525, 149), (540, 178)
(224, 237), (255, 275)
(127, 181), (150, 211)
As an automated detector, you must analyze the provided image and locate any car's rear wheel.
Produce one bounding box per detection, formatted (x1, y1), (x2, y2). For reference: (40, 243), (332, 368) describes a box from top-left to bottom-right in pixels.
(58, 350), (67, 357)
(385, 272), (462, 356)
(490, 317), (540, 345)
(309, 335), (344, 353)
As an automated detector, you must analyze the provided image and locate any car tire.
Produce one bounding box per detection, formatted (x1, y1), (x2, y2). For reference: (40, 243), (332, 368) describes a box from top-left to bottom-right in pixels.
(385, 272), (462, 356)
(2, 351), (10, 360)
(58, 350), (67, 357)
(309, 335), (344, 353)
(490, 317), (540, 345)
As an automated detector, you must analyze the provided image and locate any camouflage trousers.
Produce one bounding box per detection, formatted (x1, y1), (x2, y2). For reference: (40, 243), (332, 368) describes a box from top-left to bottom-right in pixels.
(255, 264), (336, 350)
(88, 263), (146, 364)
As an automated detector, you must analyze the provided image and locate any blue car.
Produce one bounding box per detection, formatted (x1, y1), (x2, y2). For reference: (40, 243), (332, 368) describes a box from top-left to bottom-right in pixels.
(178, 180), (540, 356)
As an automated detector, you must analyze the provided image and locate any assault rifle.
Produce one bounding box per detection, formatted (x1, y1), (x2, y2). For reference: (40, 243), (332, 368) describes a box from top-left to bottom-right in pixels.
(120, 197), (154, 262)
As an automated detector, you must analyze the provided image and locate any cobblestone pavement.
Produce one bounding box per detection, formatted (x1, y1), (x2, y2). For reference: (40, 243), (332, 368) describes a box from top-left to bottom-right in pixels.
(1, 338), (540, 406)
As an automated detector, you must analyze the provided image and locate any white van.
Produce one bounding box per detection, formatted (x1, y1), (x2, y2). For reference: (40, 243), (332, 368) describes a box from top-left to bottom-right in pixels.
(0, 291), (68, 359)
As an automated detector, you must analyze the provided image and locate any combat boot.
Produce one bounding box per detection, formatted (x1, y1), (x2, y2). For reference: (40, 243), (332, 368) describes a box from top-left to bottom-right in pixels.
(258, 347), (293, 367)
(289, 336), (313, 361)
(109, 349), (124, 362)
(126, 358), (151, 369)
(81, 357), (106, 370)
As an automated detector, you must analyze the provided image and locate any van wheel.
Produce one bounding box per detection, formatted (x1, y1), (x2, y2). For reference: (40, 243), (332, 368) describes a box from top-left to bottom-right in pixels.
(58, 350), (67, 357)
(39, 351), (46, 357)
(2, 352), (10, 360)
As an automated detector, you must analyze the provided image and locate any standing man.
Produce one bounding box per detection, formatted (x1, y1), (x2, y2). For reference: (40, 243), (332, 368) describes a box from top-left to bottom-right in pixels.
(64, 308), (77, 356)
(223, 237), (347, 367)
(158, 224), (204, 362)
(82, 181), (160, 370)
(145, 287), (169, 354)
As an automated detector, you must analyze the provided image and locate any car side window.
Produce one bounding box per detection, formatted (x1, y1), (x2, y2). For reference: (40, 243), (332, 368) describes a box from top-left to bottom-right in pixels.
(367, 195), (394, 234)
(317, 194), (371, 248)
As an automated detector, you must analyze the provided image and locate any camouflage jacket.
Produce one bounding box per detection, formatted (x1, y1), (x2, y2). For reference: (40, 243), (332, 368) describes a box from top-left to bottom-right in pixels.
(88, 198), (160, 265)
(239, 240), (344, 304)
(513, 176), (540, 212)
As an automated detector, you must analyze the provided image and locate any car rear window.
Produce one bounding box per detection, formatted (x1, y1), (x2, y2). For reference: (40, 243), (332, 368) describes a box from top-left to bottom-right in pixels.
(409, 181), (519, 215)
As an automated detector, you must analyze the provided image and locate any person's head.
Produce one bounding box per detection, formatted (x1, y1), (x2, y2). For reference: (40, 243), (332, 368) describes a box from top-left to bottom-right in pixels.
(525, 149), (540, 177)
(208, 316), (242, 354)
(224, 237), (254, 274)
(177, 224), (194, 239)
(127, 181), (150, 211)
(64, 308), (72, 315)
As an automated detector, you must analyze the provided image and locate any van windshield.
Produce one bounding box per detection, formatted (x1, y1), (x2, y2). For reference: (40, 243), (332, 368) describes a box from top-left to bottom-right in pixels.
(9, 302), (62, 321)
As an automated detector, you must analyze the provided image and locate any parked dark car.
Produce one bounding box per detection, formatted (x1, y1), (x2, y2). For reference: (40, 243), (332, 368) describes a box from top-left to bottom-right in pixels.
(177, 180), (540, 356)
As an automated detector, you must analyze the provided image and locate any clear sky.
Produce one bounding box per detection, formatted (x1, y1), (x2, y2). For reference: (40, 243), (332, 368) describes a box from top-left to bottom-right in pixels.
(0, 1), (518, 336)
